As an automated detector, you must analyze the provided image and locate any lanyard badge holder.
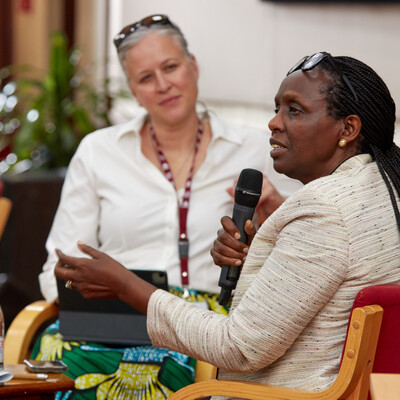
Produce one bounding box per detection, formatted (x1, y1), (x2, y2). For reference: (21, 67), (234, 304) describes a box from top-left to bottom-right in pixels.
(179, 232), (190, 299)
(150, 120), (204, 298)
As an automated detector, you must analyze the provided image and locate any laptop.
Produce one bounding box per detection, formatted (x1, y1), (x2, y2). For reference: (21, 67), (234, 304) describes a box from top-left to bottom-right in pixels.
(57, 269), (168, 346)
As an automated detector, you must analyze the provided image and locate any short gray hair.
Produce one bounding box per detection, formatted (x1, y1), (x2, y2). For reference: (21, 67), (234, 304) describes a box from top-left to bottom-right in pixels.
(117, 23), (192, 74)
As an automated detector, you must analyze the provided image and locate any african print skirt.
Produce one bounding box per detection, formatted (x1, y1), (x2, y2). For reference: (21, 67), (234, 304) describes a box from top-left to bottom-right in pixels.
(32, 288), (229, 400)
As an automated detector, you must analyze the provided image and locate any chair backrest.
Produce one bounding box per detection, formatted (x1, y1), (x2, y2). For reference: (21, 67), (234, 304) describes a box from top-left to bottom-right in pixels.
(339, 285), (400, 400)
(350, 285), (400, 374)
(0, 196), (12, 240)
(171, 285), (400, 400)
(169, 304), (384, 400)
(0, 179), (11, 240)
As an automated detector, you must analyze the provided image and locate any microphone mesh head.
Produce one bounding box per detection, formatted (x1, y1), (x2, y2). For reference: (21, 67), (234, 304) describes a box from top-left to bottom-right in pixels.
(235, 169), (263, 207)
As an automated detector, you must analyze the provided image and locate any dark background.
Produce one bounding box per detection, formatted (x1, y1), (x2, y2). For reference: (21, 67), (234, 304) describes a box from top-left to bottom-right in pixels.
(0, 172), (64, 330)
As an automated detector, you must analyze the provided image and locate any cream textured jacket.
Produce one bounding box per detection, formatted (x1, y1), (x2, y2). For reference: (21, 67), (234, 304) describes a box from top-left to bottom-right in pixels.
(148, 154), (400, 394)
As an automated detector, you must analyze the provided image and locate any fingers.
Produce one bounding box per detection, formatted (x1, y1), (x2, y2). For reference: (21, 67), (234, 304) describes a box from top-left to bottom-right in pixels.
(55, 248), (82, 270)
(54, 247), (91, 281)
(210, 238), (246, 267)
(55, 241), (100, 271)
(226, 187), (235, 203)
(77, 241), (102, 259)
(54, 244), (129, 300)
(54, 253), (113, 299)
(220, 216), (241, 240)
(210, 216), (249, 267)
(244, 219), (257, 245)
(76, 283), (115, 299)
(54, 258), (71, 281)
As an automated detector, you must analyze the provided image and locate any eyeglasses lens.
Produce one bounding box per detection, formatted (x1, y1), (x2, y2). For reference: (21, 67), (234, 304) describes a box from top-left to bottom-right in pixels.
(286, 52), (358, 102)
(141, 15), (168, 26)
(114, 15), (171, 49)
(286, 56), (308, 75)
(302, 53), (325, 70)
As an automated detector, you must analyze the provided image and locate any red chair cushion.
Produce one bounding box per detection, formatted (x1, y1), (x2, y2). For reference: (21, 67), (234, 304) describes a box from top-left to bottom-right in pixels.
(350, 285), (400, 373)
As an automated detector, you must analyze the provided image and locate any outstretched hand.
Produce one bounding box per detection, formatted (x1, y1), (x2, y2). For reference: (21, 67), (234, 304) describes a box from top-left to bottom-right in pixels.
(55, 242), (157, 314)
(210, 216), (256, 268)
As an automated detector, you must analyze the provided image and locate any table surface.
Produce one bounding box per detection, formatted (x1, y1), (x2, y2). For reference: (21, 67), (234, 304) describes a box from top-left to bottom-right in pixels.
(370, 373), (400, 400)
(0, 364), (74, 397)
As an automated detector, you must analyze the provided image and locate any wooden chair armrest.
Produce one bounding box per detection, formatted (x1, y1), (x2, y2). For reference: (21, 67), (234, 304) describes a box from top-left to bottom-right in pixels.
(0, 197), (12, 240)
(169, 379), (328, 400)
(170, 305), (384, 400)
(4, 300), (59, 364)
(195, 361), (217, 382)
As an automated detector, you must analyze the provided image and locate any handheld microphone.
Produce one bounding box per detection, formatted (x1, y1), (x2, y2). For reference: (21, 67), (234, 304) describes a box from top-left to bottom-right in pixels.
(218, 168), (263, 306)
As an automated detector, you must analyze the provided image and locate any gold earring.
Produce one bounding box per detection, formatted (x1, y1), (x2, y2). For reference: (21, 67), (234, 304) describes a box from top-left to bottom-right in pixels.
(338, 138), (347, 148)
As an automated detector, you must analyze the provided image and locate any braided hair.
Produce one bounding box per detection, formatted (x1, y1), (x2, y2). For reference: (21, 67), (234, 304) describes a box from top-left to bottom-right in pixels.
(318, 56), (400, 231)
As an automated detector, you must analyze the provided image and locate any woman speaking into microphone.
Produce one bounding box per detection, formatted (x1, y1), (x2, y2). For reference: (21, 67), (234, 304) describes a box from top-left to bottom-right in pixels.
(56, 51), (400, 394)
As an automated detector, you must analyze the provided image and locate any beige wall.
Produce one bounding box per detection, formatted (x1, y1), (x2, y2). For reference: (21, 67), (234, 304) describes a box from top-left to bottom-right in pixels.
(11, 0), (99, 75)
(75, 0), (97, 71)
(12, 0), (63, 71)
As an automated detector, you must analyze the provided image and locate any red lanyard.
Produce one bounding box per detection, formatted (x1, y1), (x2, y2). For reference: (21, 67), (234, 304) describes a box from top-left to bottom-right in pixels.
(149, 120), (204, 288)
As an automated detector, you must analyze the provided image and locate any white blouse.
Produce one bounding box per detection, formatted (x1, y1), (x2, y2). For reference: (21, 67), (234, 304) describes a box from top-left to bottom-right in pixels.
(39, 111), (302, 303)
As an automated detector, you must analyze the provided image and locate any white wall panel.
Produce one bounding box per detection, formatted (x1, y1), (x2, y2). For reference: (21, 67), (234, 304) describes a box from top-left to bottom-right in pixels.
(105, 0), (400, 117)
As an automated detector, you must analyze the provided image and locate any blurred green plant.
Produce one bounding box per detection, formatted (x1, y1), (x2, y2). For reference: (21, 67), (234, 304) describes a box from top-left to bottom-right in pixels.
(0, 32), (114, 173)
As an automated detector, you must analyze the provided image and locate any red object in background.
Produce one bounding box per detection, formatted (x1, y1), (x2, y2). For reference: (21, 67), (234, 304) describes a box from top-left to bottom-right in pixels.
(0, 145), (11, 162)
(20, 0), (31, 12)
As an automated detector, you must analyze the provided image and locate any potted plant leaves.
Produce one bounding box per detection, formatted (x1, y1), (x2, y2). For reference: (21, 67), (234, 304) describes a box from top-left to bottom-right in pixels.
(0, 31), (112, 172)
(0, 32), (114, 328)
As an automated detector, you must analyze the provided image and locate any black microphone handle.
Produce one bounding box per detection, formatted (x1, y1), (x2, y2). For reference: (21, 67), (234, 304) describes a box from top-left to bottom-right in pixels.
(218, 203), (255, 306)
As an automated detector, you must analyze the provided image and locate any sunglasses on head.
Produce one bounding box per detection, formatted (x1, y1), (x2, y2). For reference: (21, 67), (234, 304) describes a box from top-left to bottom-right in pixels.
(113, 14), (175, 49)
(287, 52), (359, 103)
